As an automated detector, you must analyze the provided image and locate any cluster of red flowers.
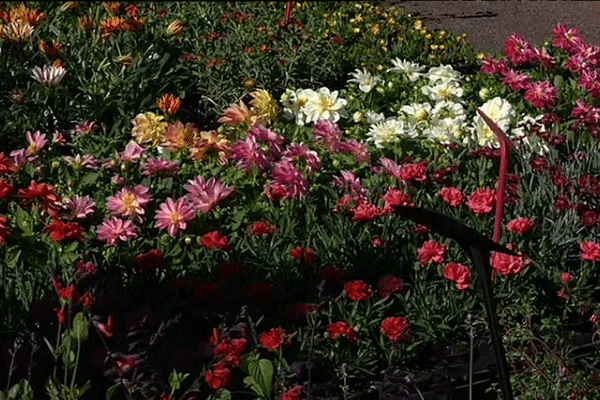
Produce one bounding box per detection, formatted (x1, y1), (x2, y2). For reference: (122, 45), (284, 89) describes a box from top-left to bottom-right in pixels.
(259, 327), (290, 351)
(205, 327), (248, 390)
(343, 280), (373, 301)
(248, 220), (276, 237)
(289, 246), (316, 265)
(327, 321), (358, 343)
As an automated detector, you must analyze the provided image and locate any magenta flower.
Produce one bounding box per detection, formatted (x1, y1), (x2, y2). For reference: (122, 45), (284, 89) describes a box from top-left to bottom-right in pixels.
(75, 121), (99, 136)
(338, 139), (370, 163)
(184, 176), (234, 214)
(271, 159), (308, 200)
(62, 195), (95, 220)
(141, 158), (180, 177)
(96, 217), (138, 246)
(154, 197), (195, 237)
(501, 70), (531, 91)
(281, 143), (321, 174)
(312, 120), (341, 152)
(524, 81), (558, 110)
(119, 141), (146, 163)
(106, 185), (152, 222)
(504, 33), (535, 67)
(26, 131), (47, 156)
(230, 135), (270, 174)
(63, 154), (99, 170)
(552, 24), (583, 53)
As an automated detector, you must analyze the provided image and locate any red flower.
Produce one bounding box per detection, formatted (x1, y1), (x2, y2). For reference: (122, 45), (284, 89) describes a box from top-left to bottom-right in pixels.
(95, 315), (114, 338)
(43, 219), (83, 242)
(134, 249), (164, 273)
(287, 302), (318, 320)
(437, 187), (463, 207)
(289, 246), (316, 265)
(417, 240), (446, 265)
(279, 385), (303, 400)
(200, 231), (229, 251)
(0, 215), (10, 245)
(506, 217), (534, 234)
(327, 321), (358, 343)
(18, 180), (61, 217)
(259, 327), (289, 351)
(580, 211), (598, 228)
(490, 246), (526, 275)
(0, 180), (12, 200)
(504, 33), (535, 67)
(467, 188), (495, 215)
(580, 240), (600, 261)
(245, 282), (274, 305)
(248, 221), (275, 237)
(205, 363), (231, 390)
(443, 263), (472, 290)
(560, 272), (571, 284)
(352, 202), (382, 222)
(320, 265), (343, 285)
(343, 280), (373, 301)
(382, 189), (412, 212)
(54, 307), (65, 325)
(400, 162), (427, 182)
(380, 316), (410, 342)
(0, 153), (16, 175)
(413, 224), (429, 235)
(216, 261), (242, 280)
(377, 275), (403, 298)
(524, 81), (558, 110)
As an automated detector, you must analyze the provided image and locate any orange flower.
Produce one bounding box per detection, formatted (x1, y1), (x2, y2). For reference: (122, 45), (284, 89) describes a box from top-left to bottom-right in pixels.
(190, 130), (230, 164)
(156, 94), (182, 117)
(3, 4), (46, 26)
(166, 20), (185, 36)
(77, 16), (94, 32)
(60, 2), (81, 12)
(53, 59), (64, 68)
(162, 121), (198, 151)
(217, 100), (257, 127)
(117, 54), (133, 67)
(38, 39), (62, 58)
(102, 1), (122, 15)
(100, 16), (126, 39)
(122, 16), (145, 32)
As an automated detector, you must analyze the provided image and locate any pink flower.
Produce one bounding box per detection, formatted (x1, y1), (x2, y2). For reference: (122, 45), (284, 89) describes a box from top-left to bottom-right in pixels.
(417, 240), (446, 265)
(437, 187), (463, 207)
(480, 56), (508, 75)
(382, 188), (412, 212)
(184, 176), (234, 214)
(501, 69), (531, 91)
(379, 158), (403, 180)
(506, 217), (534, 235)
(490, 246), (526, 275)
(352, 202), (383, 222)
(443, 263), (472, 290)
(271, 160), (308, 200)
(62, 195), (95, 220)
(312, 120), (341, 152)
(141, 158), (180, 177)
(230, 135), (269, 174)
(338, 139), (370, 163)
(524, 81), (558, 110)
(154, 197), (195, 237)
(400, 162), (427, 183)
(580, 240), (600, 262)
(26, 131), (47, 156)
(552, 25), (583, 53)
(467, 188), (495, 215)
(119, 141), (146, 163)
(75, 121), (99, 136)
(504, 33), (536, 67)
(106, 185), (152, 222)
(281, 143), (321, 174)
(63, 154), (99, 170)
(96, 217), (138, 245)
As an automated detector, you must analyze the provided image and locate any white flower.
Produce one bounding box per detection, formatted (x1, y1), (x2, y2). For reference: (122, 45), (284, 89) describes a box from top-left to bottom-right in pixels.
(400, 103), (433, 137)
(432, 100), (466, 127)
(388, 58), (425, 82)
(470, 97), (516, 148)
(367, 118), (407, 148)
(303, 87), (348, 123)
(421, 81), (463, 102)
(425, 64), (461, 85)
(427, 122), (464, 144)
(366, 110), (385, 124)
(31, 65), (67, 88)
(348, 68), (383, 93)
(511, 115), (551, 156)
(281, 88), (310, 125)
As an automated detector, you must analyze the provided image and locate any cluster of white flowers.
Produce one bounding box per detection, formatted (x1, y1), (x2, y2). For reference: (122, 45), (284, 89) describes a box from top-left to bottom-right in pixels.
(470, 97), (516, 148)
(348, 68), (384, 93)
(281, 87), (348, 126)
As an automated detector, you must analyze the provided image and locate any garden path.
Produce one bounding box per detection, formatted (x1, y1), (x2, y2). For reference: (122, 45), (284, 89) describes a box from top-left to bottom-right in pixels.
(386, 1), (600, 55)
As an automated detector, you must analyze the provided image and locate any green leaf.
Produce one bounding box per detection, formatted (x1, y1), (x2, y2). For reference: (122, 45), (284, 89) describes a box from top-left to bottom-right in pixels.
(72, 312), (89, 341)
(79, 172), (100, 188)
(214, 389), (232, 400)
(242, 376), (265, 398)
(105, 384), (120, 400)
(7, 383), (20, 399)
(168, 369), (189, 391)
(248, 358), (273, 399)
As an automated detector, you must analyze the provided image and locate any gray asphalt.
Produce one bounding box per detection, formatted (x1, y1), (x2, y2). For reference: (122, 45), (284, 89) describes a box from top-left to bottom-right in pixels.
(387, 1), (600, 55)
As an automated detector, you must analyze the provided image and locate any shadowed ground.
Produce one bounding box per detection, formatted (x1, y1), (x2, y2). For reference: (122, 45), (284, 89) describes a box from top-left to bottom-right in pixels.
(386, 1), (600, 55)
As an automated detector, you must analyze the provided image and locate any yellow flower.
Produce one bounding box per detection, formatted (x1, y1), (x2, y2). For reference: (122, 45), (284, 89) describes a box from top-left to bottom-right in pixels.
(190, 130), (230, 165)
(250, 89), (279, 125)
(167, 20), (185, 36)
(131, 112), (167, 146)
(156, 94), (182, 117)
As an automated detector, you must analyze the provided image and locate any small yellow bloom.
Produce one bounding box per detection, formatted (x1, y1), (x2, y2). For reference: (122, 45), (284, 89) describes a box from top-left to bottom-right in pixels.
(243, 78), (257, 90)
(414, 19), (423, 30)
(167, 20), (185, 36)
(156, 94), (182, 117)
(131, 112), (167, 146)
(250, 89), (279, 125)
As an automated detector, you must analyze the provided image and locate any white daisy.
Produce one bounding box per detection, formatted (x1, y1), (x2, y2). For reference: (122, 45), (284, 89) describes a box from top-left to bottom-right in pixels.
(366, 110), (385, 124)
(421, 81), (463, 102)
(281, 88), (310, 126)
(470, 97), (516, 148)
(400, 103), (433, 137)
(303, 87), (348, 123)
(31, 65), (66, 89)
(348, 68), (383, 93)
(367, 118), (406, 148)
(387, 58), (426, 82)
(425, 64), (461, 85)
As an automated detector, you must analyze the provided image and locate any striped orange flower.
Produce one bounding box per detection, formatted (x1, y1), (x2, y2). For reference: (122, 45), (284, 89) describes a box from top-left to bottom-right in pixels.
(77, 16), (94, 32)
(162, 122), (198, 151)
(156, 94), (182, 117)
(190, 131), (230, 165)
(100, 16), (126, 39)
(38, 39), (62, 58)
(167, 20), (185, 36)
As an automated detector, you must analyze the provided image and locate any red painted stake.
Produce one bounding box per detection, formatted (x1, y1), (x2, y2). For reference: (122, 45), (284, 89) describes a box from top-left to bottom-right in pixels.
(284, 1), (293, 25)
(476, 108), (517, 243)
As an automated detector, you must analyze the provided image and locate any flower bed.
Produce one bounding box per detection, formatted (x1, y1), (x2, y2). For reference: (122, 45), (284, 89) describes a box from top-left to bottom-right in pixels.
(1, 2), (600, 400)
